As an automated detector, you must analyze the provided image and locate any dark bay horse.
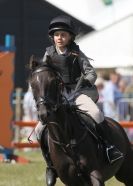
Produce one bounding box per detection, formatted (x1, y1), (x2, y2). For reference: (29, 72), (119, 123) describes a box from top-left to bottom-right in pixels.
(29, 56), (133, 186)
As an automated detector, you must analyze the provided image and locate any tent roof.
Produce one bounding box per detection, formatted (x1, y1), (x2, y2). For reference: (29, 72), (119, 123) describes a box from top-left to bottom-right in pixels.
(77, 15), (133, 68)
(46, 0), (133, 30)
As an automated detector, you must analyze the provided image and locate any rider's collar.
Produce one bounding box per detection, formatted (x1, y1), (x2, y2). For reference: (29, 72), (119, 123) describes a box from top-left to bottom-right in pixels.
(56, 46), (68, 55)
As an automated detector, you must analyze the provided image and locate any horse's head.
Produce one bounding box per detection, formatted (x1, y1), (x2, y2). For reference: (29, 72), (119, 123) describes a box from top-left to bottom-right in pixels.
(29, 55), (63, 122)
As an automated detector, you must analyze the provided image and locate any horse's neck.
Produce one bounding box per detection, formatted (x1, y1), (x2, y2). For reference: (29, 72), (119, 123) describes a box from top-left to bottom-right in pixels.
(47, 108), (68, 143)
(47, 107), (83, 143)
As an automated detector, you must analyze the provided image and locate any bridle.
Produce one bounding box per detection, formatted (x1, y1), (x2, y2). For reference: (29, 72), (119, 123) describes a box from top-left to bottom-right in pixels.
(31, 64), (64, 112)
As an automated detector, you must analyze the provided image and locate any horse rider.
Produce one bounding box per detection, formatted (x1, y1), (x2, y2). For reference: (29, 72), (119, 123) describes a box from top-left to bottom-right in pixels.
(34, 15), (123, 186)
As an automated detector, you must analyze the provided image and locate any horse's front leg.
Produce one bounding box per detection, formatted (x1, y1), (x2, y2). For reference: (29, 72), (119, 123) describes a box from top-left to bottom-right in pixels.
(90, 170), (105, 186)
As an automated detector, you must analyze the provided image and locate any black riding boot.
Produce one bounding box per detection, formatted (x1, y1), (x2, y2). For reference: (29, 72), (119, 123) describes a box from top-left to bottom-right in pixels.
(96, 120), (123, 164)
(40, 129), (57, 186)
(41, 151), (57, 186)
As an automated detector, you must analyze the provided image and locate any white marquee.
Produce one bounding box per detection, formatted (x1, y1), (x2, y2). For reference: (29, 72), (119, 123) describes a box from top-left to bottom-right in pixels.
(77, 16), (133, 68)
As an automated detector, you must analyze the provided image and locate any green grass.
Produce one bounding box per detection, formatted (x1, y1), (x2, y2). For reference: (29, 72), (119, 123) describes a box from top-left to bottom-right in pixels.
(0, 150), (124, 186)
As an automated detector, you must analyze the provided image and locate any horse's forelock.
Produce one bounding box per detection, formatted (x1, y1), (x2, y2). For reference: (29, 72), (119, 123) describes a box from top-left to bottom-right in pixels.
(28, 55), (44, 72)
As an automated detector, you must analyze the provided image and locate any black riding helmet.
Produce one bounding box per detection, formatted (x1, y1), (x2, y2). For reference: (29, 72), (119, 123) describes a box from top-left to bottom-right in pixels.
(48, 15), (77, 37)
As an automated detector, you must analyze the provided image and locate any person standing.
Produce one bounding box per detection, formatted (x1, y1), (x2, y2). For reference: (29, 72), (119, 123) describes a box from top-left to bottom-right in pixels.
(102, 72), (123, 121)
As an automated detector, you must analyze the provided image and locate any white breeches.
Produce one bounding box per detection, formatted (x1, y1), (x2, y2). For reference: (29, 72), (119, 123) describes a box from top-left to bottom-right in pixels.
(75, 94), (104, 124)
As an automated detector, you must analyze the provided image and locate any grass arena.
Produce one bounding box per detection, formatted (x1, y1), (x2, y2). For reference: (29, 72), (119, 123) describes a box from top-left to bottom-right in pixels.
(0, 120), (132, 186)
(0, 150), (125, 186)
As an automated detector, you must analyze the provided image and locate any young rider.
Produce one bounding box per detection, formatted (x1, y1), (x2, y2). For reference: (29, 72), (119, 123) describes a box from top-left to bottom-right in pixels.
(34, 15), (123, 186)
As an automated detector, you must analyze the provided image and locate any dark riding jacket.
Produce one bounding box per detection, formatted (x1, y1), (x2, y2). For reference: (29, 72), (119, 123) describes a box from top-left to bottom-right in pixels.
(43, 43), (98, 101)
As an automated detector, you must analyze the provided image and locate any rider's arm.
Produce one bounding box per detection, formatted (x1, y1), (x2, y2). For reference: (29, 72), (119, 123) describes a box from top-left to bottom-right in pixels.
(42, 51), (48, 62)
(78, 50), (97, 86)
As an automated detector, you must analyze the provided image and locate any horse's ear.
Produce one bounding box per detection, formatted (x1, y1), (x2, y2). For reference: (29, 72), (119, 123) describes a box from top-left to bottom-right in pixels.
(45, 55), (53, 65)
(29, 55), (40, 71)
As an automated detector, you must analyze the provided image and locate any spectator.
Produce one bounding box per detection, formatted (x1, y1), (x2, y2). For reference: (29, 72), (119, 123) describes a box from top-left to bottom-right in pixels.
(124, 76), (133, 98)
(117, 79), (129, 121)
(102, 72), (122, 121)
(95, 77), (105, 111)
(118, 79), (127, 95)
(21, 85), (38, 144)
(23, 85), (38, 121)
(122, 76), (133, 140)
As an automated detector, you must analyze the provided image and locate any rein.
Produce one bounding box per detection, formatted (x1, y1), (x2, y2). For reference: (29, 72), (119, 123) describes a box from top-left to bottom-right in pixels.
(48, 121), (88, 151)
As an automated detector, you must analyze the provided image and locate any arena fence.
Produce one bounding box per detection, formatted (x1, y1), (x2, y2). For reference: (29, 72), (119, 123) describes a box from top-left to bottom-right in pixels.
(12, 121), (39, 148)
(12, 120), (133, 148)
(12, 90), (133, 149)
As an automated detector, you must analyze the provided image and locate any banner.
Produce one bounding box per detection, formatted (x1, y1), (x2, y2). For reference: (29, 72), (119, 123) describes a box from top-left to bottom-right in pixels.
(0, 52), (14, 148)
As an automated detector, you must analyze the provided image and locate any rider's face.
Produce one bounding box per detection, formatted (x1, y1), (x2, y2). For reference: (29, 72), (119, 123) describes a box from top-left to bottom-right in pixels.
(53, 30), (72, 51)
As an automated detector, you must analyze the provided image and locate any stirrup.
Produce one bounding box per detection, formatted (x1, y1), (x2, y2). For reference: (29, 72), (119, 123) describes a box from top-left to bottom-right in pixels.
(106, 145), (124, 164)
